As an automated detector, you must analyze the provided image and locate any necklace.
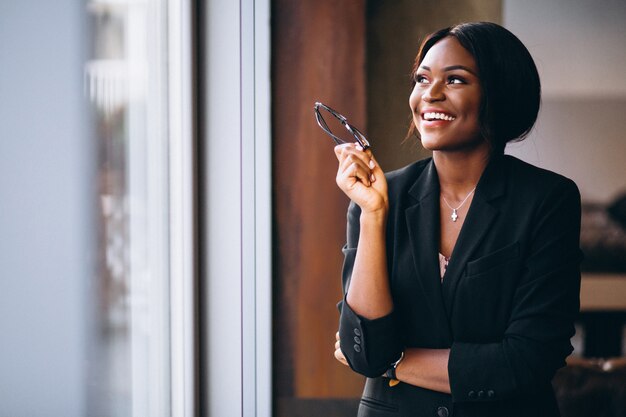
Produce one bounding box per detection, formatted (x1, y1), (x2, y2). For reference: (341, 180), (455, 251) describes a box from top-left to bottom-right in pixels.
(442, 187), (476, 222)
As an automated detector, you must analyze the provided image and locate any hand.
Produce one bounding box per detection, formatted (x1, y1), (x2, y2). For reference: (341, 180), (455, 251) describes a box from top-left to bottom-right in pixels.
(334, 143), (388, 215)
(334, 331), (348, 367)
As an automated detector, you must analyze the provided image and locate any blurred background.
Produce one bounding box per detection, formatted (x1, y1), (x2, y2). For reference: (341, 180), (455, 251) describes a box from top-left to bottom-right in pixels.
(1, 0), (624, 416)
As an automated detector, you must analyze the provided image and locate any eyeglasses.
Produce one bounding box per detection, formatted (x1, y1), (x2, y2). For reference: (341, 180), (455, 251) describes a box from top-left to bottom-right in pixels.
(313, 102), (371, 150)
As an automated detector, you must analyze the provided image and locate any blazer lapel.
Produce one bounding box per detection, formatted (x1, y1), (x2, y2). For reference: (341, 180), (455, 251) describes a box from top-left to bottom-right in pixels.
(441, 156), (507, 314)
(405, 160), (453, 341)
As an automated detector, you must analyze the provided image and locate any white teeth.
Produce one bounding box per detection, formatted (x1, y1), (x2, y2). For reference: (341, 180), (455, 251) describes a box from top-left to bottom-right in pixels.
(424, 112), (455, 121)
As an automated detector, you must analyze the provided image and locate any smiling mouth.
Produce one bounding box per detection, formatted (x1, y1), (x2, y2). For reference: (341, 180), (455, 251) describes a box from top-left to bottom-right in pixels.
(422, 112), (456, 121)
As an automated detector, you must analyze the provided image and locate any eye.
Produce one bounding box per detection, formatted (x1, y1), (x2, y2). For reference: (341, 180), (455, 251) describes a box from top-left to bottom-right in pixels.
(415, 74), (429, 84)
(447, 75), (466, 85)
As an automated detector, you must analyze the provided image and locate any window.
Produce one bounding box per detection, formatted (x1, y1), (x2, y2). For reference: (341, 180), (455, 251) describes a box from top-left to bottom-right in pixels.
(85, 0), (196, 415)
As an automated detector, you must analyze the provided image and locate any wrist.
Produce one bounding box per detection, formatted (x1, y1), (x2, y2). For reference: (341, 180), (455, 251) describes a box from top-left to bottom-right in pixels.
(384, 351), (405, 385)
(360, 207), (388, 225)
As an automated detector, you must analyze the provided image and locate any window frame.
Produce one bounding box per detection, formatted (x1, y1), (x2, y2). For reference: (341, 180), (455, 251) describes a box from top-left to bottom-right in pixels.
(200, 0), (272, 415)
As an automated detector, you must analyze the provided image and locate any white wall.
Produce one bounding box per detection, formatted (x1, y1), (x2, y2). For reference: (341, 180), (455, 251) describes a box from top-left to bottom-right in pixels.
(504, 0), (626, 99)
(504, 0), (626, 203)
(0, 2), (92, 416)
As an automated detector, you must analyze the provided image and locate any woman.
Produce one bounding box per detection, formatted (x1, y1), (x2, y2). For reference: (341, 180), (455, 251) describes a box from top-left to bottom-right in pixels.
(333, 22), (582, 417)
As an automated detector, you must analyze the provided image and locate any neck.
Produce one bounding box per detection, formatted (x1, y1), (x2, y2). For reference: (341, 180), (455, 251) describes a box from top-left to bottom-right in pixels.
(433, 148), (491, 199)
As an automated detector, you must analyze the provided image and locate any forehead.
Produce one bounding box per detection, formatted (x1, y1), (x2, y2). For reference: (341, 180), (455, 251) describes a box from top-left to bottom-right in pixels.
(420, 36), (478, 72)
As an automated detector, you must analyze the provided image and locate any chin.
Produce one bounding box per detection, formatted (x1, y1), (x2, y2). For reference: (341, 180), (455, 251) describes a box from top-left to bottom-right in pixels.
(420, 129), (486, 150)
(418, 135), (446, 151)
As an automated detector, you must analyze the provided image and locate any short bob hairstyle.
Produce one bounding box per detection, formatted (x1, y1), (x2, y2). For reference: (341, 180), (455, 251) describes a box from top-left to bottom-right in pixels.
(409, 22), (541, 155)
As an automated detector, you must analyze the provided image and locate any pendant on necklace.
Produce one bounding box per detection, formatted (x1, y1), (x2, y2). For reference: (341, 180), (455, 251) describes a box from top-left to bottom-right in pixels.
(442, 186), (475, 223)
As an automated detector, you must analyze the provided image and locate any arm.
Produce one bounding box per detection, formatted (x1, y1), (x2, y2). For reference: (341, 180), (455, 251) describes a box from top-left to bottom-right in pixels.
(448, 179), (582, 403)
(334, 144), (403, 377)
(334, 332), (452, 394)
(395, 348), (451, 393)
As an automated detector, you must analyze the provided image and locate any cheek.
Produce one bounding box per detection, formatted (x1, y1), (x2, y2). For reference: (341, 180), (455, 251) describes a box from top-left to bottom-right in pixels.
(455, 94), (482, 127)
(470, 98), (482, 117)
(469, 100), (482, 129)
(465, 91), (482, 118)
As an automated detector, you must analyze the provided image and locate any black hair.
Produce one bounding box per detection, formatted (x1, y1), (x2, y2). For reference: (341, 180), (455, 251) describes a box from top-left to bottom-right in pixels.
(408, 22), (541, 154)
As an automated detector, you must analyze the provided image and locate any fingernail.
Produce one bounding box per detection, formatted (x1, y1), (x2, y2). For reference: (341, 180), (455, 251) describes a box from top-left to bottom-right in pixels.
(370, 174), (376, 182)
(369, 159), (375, 169)
(355, 145), (363, 151)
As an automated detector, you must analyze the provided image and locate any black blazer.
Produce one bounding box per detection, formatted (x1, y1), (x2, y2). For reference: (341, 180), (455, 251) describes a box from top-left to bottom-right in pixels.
(338, 155), (582, 417)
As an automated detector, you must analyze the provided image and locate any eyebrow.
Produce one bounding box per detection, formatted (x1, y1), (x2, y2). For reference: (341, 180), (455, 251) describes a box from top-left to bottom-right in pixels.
(419, 65), (477, 75)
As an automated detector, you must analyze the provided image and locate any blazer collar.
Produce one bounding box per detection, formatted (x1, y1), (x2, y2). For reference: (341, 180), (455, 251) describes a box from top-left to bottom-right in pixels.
(405, 159), (452, 343)
(405, 155), (509, 329)
(472, 154), (507, 202)
(408, 158), (439, 203)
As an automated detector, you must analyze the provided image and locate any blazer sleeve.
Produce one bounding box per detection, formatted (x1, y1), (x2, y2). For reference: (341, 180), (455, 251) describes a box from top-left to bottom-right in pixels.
(448, 178), (583, 403)
(337, 201), (403, 378)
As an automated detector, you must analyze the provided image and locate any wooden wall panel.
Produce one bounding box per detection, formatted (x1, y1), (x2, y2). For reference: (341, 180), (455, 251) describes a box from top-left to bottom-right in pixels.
(272, 0), (367, 402)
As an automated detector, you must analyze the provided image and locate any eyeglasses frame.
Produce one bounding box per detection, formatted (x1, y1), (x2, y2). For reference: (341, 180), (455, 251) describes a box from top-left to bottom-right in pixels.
(313, 102), (371, 150)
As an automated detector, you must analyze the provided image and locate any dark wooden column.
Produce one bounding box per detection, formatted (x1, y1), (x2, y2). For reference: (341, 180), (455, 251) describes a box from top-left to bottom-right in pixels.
(272, 0), (366, 412)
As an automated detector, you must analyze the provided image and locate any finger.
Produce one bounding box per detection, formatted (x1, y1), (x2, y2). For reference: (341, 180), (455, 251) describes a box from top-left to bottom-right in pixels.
(338, 151), (370, 173)
(334, 348), (341, 360)
(335, 145), (381, 189)
(335, 331), (340, 341)
(334, 348), (347, 363)
(346, 162), (372, 187)
(366, 152), (383, 183)
(359, 146), (376, 169)
(336, 143), (375, 168)
(350, 148), (378, 183)
(335, 339), (340, 350)
(335, 143), (368, 165)
(337, 163), (371, 189)
(334, 143), (353, 161)
(368, 151), (381, 170)
(339, 152), (376, 176)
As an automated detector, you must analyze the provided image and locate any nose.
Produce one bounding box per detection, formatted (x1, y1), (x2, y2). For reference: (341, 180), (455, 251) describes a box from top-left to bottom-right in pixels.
(422, 81), (445, 103)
